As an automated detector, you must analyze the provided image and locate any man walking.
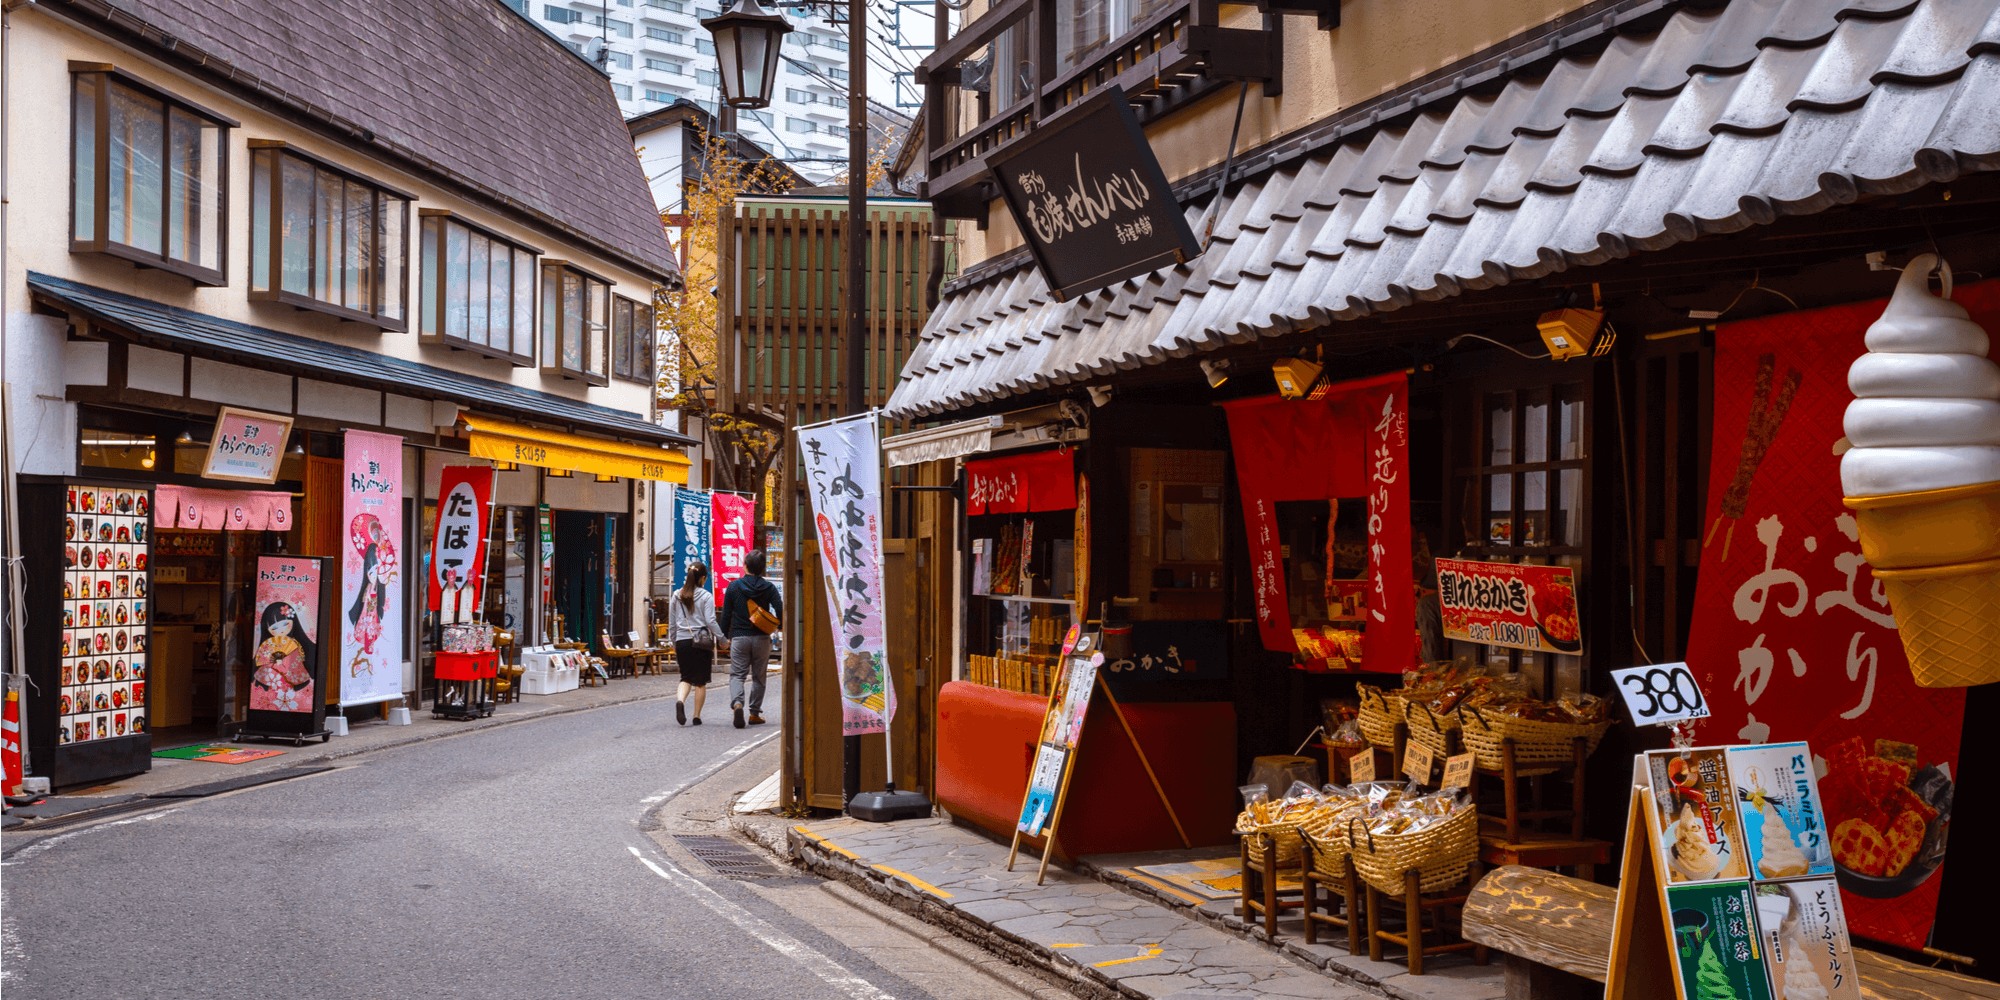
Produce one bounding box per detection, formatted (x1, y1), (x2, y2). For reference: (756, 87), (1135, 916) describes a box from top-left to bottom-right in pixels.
(718, 549), (782, 728)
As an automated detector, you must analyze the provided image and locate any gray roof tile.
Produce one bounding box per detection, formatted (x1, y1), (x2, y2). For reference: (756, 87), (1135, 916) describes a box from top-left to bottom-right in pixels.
(885, 0), (2000, 420)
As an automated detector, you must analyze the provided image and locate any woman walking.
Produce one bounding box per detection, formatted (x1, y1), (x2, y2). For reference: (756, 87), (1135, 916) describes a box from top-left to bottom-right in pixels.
(667, 561), (721, 725)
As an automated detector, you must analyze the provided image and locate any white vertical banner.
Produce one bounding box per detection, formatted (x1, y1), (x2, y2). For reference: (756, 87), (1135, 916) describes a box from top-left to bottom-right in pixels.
(796, 413), (892, 735)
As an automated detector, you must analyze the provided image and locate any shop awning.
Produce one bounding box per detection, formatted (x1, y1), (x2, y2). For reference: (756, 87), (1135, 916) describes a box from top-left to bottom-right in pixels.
(463, 415), (689, 483)
(882, 415), (1002, 467)
(965, 449), (1076, 515)
(885, 0), (2000, 420)
(26, 273), (695, 447)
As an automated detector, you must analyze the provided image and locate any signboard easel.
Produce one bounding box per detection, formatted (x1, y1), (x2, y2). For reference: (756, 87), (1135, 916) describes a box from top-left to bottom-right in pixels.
(1006, 626), (1190, 884)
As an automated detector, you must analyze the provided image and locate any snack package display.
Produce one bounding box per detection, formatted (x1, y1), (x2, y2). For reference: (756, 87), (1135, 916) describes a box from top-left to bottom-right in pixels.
(1649, 749), (1752, 883)
(1753, 879), (1862, 1000)
(1839, 255), (2000, 687)
(1726, 742), (1834, 880)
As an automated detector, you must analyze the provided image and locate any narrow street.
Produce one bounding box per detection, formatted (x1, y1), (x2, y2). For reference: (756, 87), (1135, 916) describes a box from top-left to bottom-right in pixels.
(0, 699), (1044, 1000)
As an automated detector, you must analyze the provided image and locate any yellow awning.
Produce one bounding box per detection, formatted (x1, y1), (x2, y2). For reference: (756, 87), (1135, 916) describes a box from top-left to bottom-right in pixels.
(463, 415), (689, 483)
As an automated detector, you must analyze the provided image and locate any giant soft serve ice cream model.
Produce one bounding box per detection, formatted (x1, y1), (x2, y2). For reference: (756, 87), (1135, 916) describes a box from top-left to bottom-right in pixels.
(1842, 254), (2000, 687)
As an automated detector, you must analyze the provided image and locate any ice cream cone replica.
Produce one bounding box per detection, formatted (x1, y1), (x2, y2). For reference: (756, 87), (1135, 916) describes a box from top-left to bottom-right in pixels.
(1842, 254), (2000, 687)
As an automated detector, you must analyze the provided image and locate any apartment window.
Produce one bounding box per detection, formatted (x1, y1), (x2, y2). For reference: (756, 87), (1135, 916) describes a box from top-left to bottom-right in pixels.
(612, 82), (634, 100)
(647, 27), (678, 40)
(695, 69), (720, 86)
(587, 15), (634, 36)
(541, 262), (611, 384)
(647, 0), (685, 10)
(695, 38), (715, 55)
(785, 88), (815, 103)
(647, 58), (682, 72)
(505, 0), (529, 13)
(693, 98), (720, 115)
(611, 296), (655, 384)
(697, 6), (720, 16)
(787, 118), (815, 133)
(820, 35), (848, 52)
(546, 5), (580, 23)
(827, 125), (848, 139)
(248, 143), (410, 330)
(608, 52), (633, 70)
(645, 89), (678, 103)
(785, 60), (810, 75)
(420, 212), (539, 365)
(827, 66), (848, 81)
(70, 68), (233, 286)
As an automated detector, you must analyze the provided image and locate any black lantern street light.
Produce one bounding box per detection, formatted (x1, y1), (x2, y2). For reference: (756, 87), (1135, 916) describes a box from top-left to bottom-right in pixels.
(700, 0), (793, 110)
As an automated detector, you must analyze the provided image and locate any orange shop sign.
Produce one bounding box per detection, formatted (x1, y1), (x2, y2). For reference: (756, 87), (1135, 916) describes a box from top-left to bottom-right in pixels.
(1434, 558), (1581, 655)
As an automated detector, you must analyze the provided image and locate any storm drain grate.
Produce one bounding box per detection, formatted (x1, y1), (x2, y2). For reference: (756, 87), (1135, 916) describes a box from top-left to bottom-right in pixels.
(672, 834), (794, 880)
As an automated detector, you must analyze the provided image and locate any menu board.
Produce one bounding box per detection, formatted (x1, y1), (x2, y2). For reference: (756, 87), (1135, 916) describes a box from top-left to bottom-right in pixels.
(1755, 878), (1862, 1000)
(1666, 880), (1775, 1000)
(1647, 748), (1752, 883)
(1434, 557), (1581, 654)
(1726, 743), (1834, 881)
(59, 484), (150, 745)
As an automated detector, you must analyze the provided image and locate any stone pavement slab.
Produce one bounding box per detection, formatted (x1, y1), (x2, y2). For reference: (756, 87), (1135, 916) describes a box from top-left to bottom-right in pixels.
(789, 815), (1505, 1000)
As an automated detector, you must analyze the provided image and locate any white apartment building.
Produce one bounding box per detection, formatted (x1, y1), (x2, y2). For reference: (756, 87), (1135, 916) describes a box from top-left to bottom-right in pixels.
(509, 0), (869, 182)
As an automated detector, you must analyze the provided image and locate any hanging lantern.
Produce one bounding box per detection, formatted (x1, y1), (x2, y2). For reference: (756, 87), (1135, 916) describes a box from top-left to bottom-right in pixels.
(701, 0), (793, 111)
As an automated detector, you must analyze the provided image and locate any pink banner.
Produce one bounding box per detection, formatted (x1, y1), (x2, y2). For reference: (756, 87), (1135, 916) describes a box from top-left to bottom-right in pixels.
(711, 493), (755, 609)
(340, 431), (404, 705)
(252, 556), (320, 714)
(152, 485), (293, 532)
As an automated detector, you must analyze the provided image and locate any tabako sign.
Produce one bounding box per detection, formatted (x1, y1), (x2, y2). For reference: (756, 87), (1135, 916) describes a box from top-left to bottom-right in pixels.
(1435, 557), (1582, 655)
(987, 85), (1201, 302)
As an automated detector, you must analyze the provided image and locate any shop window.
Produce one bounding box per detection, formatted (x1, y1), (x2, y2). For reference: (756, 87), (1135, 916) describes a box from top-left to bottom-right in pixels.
(69, 67), (233, 286)
(539, 261), (611, 385)
(611, 295), (655, 385)
(418, 211), (540, 365)
(79, 428), (161, 474)
(248, 142), (410, 331)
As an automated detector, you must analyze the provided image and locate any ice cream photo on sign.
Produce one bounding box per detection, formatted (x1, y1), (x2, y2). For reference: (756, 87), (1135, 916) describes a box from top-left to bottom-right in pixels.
(1726, 743), (1833, 880)
(1840, 254), (2000, 687)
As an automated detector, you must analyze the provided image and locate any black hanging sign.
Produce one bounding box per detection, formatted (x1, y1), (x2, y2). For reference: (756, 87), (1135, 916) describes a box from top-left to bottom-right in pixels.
(986, 85), (1202, 302)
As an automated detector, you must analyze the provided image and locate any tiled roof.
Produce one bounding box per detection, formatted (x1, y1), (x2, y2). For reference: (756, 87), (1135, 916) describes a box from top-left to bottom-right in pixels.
(48, 0), (678, 284)
(28, 273), (695, 447)
(886, 0), (2000, 420)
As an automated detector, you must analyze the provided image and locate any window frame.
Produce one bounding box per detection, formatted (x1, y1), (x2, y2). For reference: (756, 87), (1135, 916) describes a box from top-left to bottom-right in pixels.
(611, 294), (656, 386)
(68, 63), (237, 287)
(246, 140), (414, 332)
(539, 260), (613, 386)
(418, 209), (545, 367)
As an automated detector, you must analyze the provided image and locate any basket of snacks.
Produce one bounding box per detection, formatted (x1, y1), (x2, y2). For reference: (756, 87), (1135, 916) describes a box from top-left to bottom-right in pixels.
(1402, 701), (1460, 758)
(1356, 685), (1404, 750)
(1344, 787), (1480, 896)
(1296, 783), (1384, 879)
(1235, 782), (1322, 868)
(1455, 695), (1613, 772)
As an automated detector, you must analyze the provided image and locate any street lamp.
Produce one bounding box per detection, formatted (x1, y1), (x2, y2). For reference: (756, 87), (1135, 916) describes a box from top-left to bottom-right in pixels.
(700, 0), (793, 110)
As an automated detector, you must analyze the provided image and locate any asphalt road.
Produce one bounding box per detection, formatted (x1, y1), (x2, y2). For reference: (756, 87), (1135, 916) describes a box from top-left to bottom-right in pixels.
(0, 696), (965, 1000)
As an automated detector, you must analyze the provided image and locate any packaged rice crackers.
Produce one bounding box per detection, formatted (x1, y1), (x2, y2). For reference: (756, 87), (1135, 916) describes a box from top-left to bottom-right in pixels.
(1648, 748), (1752, 883)
(1726, 742), (1834, 880)
(1753, 878), (1862, 1000)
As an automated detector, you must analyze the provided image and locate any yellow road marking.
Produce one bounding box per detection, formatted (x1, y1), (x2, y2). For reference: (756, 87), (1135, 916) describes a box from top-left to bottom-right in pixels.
(1119, 872), (1206, 906)
(1093, 945), (1164, 968)
(794, 826), (859, 860)
(870, 864), (955, 898)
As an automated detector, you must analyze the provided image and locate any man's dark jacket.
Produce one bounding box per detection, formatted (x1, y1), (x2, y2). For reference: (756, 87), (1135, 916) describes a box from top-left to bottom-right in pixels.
(719, 574), (782, 639)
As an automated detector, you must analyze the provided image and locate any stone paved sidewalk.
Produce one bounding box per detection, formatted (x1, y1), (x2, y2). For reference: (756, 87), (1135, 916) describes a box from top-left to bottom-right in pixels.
(787, 816), (1503, 1000)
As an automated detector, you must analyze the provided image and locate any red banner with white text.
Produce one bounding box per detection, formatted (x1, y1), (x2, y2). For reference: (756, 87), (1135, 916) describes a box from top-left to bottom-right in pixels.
(1682, 284), (2000, 950)
(964, 449), (1077, 515)
(711, 493), (755, 609)
(427, 466), (494, 620)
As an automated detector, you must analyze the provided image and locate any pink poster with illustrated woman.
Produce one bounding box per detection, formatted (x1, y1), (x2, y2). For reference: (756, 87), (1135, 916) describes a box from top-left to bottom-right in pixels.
(340, 430), (404, 705)
(252, 557), (320, 714)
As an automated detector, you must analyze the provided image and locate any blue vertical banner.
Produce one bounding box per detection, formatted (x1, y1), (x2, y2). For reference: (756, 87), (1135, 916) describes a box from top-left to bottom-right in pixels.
(673, 488), (711, 591)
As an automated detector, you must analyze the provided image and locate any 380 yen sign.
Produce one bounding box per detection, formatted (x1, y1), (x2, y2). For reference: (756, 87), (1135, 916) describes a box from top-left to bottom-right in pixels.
(1608, 662), (1710, 726)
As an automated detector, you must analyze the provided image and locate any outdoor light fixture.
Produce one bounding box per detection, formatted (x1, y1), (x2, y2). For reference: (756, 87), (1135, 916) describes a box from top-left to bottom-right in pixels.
(1272, 357), (1326, 400)
(547, 467), (572, 478)
(1201, 358), (1231, 388)
(494, 461), (519, 471)
(596, 473), (618, 483)
(702, 0), (793, 111)
(1535, 307), (1604, 361)
(1088, 385), (1114, 408)
(174, 430), (193, 445)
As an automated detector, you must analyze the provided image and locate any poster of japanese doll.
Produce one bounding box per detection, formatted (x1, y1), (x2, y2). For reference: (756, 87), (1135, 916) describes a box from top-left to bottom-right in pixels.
(340, 430), (404, 706)
(245, 556), (330, 737)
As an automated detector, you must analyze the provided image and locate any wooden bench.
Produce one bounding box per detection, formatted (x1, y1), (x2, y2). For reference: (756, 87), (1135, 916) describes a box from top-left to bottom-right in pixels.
(1461, 866), (1998, 1000)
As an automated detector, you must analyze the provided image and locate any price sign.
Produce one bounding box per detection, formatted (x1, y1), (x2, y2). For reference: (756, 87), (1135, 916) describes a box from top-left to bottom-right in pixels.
(1403, 741), (1436, 784)
(1443, 753), (1475, 789)
(1348, 749), (1376, 784)
(1608, 662), (1711, 726)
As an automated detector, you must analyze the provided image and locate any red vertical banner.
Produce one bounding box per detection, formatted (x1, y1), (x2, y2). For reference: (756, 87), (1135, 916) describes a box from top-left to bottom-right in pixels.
(711, 493), (755, 609)
(1357, 376), (1414, 674)
(428, 466), (494, 621)
(1682, 285), (1999, 950)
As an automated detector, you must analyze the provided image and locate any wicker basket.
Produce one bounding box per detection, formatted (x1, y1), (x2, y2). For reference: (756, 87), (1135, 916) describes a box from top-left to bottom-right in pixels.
(1402, 701), (1460, 758)
(1356, 686), (1405, 751)
(1345, 807), (1479, 896)
(1242, 827), (1305, 869)
(1298, 807), (1353, 879)
(1455, 703), (1612, 773)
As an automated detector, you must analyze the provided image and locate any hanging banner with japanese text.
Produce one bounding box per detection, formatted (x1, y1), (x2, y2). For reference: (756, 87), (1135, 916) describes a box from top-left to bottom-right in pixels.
(710, 493), (754, 610)
(797, 412), (893, 735)
(1682, 284), (1996, 950)
(340, 430), (404, 706)
(1435, 558), (1581, 654)
(428, 467), (493, 622)
(673, 488), (712, 592)
(1221, 371), (1413, 673)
